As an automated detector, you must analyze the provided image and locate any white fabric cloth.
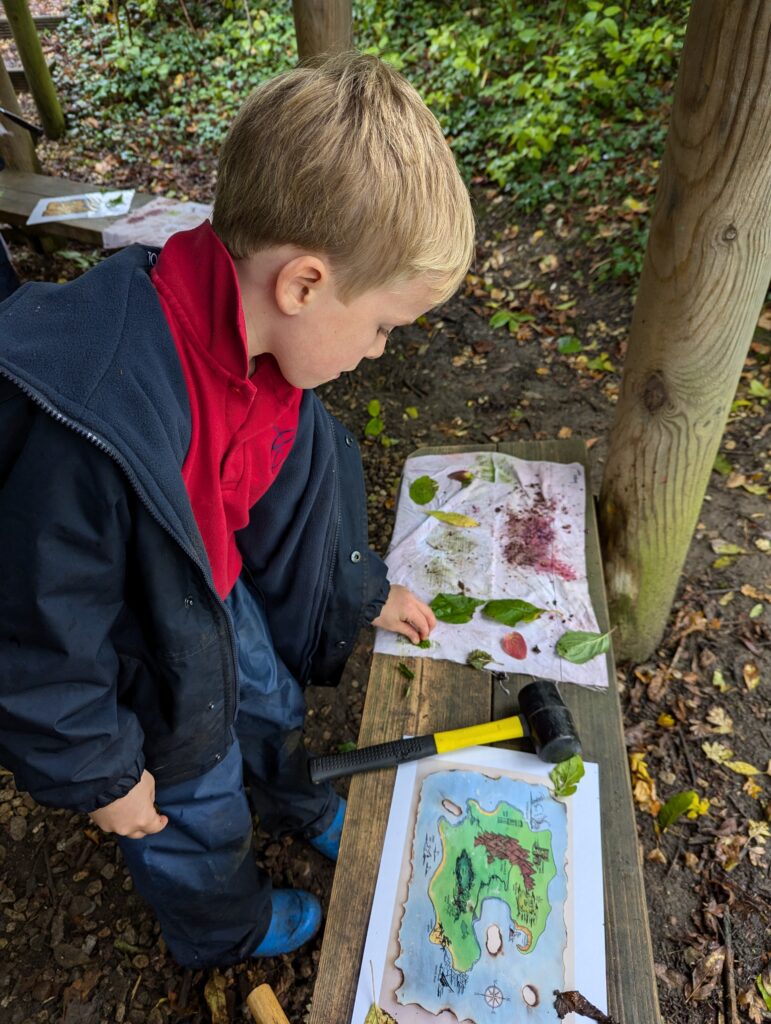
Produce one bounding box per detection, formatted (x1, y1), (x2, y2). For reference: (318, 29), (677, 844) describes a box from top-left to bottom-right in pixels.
(374, 451), (610, 688)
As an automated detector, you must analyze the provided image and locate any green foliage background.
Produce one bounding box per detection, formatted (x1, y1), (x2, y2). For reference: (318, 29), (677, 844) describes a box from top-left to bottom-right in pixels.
(58, 0), (691, 278)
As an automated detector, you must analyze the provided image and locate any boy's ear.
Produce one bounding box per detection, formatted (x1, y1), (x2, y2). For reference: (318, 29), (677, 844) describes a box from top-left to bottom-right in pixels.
(275, 254), (330, 316)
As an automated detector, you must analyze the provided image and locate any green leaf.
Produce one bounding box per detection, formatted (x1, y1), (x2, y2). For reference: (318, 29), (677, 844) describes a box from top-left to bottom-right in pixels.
(482, 599), (545, 627)
(550, 755), (585, 798)
(749, 378), (770, 398)
(712, 453), (733, 475)
(557, 335), (582, 354)
(749, 603), (763, 619)
(757, 974), (771, 1011)
(426, 511), (480, 527)
(405, 406), (419, 419)
(364, 417), (384, 438)
(367, 399), (381, 417)
(337, 741), (357, 753)
(413, 638), (431, 649)
(599, 16), (619, 39)
(467, 649), (494, 671)
(555, 629), (611, 664)
(396, 662), (415, 680)
(409, 475), (439, 505)
(657, 790), (697, 831)
(430, 592), (484, 623)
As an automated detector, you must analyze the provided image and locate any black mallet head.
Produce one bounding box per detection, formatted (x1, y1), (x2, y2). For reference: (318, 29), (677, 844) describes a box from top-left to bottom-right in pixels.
(518, 679), (582, 763)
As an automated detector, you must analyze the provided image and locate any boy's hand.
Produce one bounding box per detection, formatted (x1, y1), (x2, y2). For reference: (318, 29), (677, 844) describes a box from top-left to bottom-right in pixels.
(89, 770), (168, 839)
(371, 584), (436, 644)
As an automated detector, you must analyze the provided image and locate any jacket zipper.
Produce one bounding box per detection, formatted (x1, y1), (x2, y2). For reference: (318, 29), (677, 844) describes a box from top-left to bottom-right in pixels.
(0, 368), (240, 743)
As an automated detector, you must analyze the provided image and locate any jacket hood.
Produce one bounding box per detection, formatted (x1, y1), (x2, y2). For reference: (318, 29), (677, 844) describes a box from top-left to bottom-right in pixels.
(0, 246), (209, 569)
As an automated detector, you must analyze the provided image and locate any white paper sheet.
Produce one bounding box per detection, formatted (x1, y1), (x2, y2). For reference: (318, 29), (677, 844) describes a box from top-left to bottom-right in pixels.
(351, 747), (605, 1024)
(101, 196), (212, 249)
(26, 190), (135, 225)
(374, 451), (609, 688)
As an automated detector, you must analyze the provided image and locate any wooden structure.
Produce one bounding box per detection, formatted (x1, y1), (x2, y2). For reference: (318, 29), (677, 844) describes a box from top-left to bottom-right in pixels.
(1, 0), (63, 137)
(598, 0), (771, 660)
(311, 439), (661, 1024)
(291, 0), (351, 61)
(0, 57), (39, 171)
(0, 170), (153, 244)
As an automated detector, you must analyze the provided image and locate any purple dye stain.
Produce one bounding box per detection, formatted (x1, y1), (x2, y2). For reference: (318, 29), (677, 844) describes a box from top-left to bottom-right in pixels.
(504, 494), (577, 581)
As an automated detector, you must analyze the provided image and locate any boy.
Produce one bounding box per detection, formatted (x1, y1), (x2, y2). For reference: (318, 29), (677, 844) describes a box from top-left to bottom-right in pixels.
(0, 53), (474, 967)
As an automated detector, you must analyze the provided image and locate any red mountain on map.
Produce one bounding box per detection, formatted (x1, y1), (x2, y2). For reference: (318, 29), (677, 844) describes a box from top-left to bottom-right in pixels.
(474, 831), (535, 890)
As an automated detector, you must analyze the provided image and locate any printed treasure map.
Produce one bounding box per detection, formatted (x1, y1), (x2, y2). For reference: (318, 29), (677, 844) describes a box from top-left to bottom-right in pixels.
(373, 452), (610, 688)
(352, 748), (605, 1023)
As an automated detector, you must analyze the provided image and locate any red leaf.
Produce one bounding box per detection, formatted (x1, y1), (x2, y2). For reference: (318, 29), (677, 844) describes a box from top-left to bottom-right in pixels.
(502, 631), (527, 659)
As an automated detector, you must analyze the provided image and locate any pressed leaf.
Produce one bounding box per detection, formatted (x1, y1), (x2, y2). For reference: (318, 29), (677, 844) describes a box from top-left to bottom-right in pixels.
(426, 511), (480, 527)
(364, 1004), (397, 1024)
(448, 469), (474, 488)
(657, 790), (698, 831)
(396, 662), (415, 681)
(409, 475), (439, 505)
(501, 631), (527, 659)
(482, 598), (545, 627)
(412, 638), (431, 649)
(466, 649), (494, 671)
(555, 629), (611, 664)
(550, 755), (585, 798)
(430, 592), (484, 624)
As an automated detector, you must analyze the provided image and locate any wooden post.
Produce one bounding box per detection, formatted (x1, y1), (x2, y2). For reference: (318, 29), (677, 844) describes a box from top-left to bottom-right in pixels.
(0, 55), (40, 171)
(291, 0), (352, 62)
(598, 0), (771, 662)
(1, 0), (64, 139)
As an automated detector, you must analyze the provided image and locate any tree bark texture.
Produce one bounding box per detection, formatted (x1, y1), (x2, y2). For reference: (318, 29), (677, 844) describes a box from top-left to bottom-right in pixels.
(1, 0), (64, 139)
(598, 0), (771, 661)
(291, 0), (352, 62)
(0, 55), (40, 171)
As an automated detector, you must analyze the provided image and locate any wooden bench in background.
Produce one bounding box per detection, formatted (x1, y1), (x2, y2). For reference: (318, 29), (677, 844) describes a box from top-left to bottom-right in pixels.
(310, 438), (662, 1024)
(0, 169), (153, 245)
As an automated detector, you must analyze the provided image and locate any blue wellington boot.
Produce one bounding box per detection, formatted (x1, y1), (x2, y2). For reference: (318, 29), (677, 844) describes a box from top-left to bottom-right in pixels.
(308, 797), (346, 861)
(251, 890), (322, 957)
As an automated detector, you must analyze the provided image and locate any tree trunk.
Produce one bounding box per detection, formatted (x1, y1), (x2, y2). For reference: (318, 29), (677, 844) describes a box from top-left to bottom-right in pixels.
(598, 0), (771, 662)
(1, 0), (64, 139)
(291, 0), (352, 62)
(0, 55), (40, 171)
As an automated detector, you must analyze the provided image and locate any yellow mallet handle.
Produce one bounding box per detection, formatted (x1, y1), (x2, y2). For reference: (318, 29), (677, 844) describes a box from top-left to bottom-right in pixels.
(433, 715), (526, 753)
(247, 984), (291, 1024)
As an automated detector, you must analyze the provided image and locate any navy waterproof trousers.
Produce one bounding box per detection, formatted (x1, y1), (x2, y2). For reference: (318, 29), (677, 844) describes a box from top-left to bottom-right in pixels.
(118, 576), (338, 967)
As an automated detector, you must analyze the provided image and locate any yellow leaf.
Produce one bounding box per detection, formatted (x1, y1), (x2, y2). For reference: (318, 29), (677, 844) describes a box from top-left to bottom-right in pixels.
(755, 538), (771, 553)
(426, 511), (480, 528)
(712, 556), (736, 569)
(718, 592), (735, 606)
(364, 1005), (397, 1024)
(539, 253), (559, 273)
(529, 229), (544, 244)
(743, 778), (763, 799)
(687, 794), (710, 819)
(657, 712), (675, 728)
(743, 663), (761, 691)
(203, 970), (229, 1024)
(742, 483), (768, 495)
(712, 670), (731, 692)
(702, 741), (733, 763)
(710, 539), (747, 555)
(748, 821), (771, 843)
(725, 760), (760, 776)
(706, 706), (733, 734)
(749, 604), (763, 619)
(558, 426), (573, 439)
(741, 583), (771, 601)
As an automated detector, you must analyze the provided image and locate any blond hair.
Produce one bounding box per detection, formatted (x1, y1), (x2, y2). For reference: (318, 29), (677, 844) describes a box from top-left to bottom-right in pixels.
(212, 52), (474, 304)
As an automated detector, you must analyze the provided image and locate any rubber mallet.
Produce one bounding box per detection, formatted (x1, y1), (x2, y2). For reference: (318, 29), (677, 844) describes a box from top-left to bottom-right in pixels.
(308, 678), (581, 784)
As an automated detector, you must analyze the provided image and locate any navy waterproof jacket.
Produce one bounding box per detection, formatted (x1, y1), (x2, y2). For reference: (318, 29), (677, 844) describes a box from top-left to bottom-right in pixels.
(0, 245), (389, 813)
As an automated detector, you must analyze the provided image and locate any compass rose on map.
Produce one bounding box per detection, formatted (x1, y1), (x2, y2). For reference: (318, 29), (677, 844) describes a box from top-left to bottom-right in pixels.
(484, 984), (504, 1009)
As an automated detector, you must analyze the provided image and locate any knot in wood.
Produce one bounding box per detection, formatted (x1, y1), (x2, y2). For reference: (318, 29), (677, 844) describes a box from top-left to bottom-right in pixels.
(642, 371), (668, 413)
(722, 223), (738, 243)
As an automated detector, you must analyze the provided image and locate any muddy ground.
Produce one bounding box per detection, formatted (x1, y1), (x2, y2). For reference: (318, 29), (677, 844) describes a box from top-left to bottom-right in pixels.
(1, 85), (770, 1024)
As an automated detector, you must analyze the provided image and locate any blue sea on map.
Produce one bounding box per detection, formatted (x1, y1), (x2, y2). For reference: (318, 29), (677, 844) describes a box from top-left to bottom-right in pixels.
(395, 769), (567, 1022)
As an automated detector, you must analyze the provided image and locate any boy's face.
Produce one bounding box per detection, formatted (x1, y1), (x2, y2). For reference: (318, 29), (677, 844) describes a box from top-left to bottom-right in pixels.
(268, 262), (438, 390)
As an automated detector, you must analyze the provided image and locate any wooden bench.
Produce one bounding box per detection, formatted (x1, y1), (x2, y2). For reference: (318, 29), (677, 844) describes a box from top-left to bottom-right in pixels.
(0, 170), (154, 245)
(310, 439), (662, 1024)
(0, 14), (63, 38)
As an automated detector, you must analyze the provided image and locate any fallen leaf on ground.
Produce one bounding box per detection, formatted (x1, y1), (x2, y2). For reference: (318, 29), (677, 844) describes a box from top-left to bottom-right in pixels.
(743, 663), (761, 690)
(706, 706), (733, 734)
(686, 946), (725, 1001)
(702, 741), (733, 763)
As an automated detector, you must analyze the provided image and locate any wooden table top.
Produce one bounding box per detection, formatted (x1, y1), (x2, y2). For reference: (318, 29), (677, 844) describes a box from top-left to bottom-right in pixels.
(309, 439), (661, 1024)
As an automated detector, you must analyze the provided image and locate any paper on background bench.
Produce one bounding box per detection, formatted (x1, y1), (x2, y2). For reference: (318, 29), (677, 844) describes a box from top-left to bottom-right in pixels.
(102, 196), (212, 249)
(374, 451), (610, 688)
(351, 747), (605, 1024)
(26, 190), (135, 225)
